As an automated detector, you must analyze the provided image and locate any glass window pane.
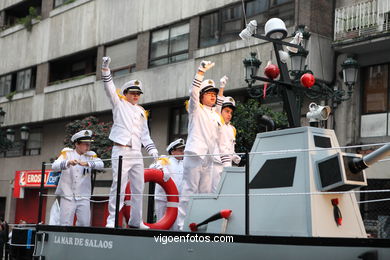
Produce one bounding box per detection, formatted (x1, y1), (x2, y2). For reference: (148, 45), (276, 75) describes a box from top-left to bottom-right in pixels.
(151, 29), (169, 60)
(150, 58), (168, 67)
(180, 111), (188, 134)
(24, 69), (31, 90)
(27, 132), (42, 149)
(16, 70), (25, 92)
(363, 65), (388, 114)
(170, 24), (189, 54)
(271, 0), (291, 6)
(246, 0), (269, 16)
(169, 53), (188, 63)
(4, 75), (12, 95)
(173, 109), (180, 135)
(200, 12), (220, 48)
(0, 76), (5, 96)
(106, 39), (137, 69)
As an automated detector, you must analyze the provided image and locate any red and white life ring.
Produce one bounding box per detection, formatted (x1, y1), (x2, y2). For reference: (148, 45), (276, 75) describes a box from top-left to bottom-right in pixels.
(122, 168), (179, 230)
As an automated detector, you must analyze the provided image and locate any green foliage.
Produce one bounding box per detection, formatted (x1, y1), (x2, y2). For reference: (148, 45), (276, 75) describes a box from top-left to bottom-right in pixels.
(0, 131), (12, 153)
(232, 99), (288, 153)
(64, 116), (113, 166)
(5, 91), (16, 101)
(16, 7), (41, 32)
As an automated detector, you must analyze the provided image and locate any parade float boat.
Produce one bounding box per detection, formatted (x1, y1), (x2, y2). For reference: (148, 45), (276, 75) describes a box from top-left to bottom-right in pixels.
(28, 126), (390, 260)
(17, 18), (390, 260)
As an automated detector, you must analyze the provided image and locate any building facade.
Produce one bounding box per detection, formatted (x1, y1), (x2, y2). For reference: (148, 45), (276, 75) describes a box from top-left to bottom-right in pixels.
(0, 0), (387, 233)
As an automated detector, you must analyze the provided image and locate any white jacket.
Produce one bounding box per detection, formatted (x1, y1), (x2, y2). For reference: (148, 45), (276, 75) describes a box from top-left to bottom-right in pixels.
(216, 96), (237, 166)
(52, 148), (104, 200)
(154, 157), (184, 201)
(102, 71), (157, 155)
(185, 73), (222, 160)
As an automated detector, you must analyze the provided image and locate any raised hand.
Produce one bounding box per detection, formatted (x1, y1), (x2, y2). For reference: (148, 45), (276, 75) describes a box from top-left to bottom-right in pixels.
(102, 56), (111, 70)
(198, 60), (215, 72)
(220, 75), (228, 88)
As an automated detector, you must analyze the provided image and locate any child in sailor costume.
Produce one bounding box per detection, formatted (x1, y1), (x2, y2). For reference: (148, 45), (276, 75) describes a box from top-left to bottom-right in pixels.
(177, 61), (223, 230)
(101, 57), (159, 229)
(152, 139), (185, 230)
(212, 76), (241, 193)
(52, 130), (104, 226)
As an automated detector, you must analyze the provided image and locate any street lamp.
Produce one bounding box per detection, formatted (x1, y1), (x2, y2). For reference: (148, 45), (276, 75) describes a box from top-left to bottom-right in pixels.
(341, 57), (359, 94)
(241, 19), (359, 127)
(20, 125), (30, 141)
(243, 52), (262, 85)
(6, 128), (15, 142)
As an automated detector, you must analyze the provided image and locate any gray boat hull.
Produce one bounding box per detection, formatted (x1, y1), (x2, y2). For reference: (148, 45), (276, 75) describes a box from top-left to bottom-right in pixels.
(33, 225), (390, 260)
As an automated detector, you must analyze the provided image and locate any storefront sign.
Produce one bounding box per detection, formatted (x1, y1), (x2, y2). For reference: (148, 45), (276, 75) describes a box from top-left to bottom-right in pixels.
(13, 170), (61, 198)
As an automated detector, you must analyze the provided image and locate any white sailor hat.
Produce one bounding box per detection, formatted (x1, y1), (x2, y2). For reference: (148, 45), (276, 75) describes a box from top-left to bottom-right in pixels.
(222, 96), (236, 110)
(166, 138), (185, 154)
(71, 130), (94, 143)
(121, 79), (143, 95)
(200, 79), (218, 96)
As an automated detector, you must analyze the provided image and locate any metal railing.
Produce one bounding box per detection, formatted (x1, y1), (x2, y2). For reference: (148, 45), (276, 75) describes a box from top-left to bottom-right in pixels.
(334, 0), (390, 41)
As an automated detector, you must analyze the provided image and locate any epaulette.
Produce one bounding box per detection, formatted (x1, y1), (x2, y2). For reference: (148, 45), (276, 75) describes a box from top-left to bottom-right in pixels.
(115, 88), (126, 100)
(85, 151), (98, 158)
(60, 147), (73, 159)
(232, 125), (237, 138)
(184, 100), (189, 112)
(158, 156), (170, 166)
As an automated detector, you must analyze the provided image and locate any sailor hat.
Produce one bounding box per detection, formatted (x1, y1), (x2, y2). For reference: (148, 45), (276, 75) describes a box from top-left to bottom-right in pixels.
(166, 138), (185, 154)
(121, 79), (143, 95)
(200, 79), (218, 96)
(222, 96), (236, 110)
(71, 130), (94, 143)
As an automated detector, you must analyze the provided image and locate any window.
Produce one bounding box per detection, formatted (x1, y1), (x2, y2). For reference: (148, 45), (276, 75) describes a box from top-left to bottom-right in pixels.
(49, 48), (97, 85)
(199, 0), (294, 48)
(0, 68), (36, 97)
(54, 0), (76, 8)
(3, 0), (42, 28)
(26, 131), (42, 155)
(169, 106), (188, 142)
(150, 23), (189, 67)
(106, 39), (137, 77)
(361, 64), (390, 137)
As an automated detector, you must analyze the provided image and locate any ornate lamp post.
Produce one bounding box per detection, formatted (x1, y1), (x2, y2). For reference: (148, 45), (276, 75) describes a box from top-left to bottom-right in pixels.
(241, 19), (359, 127)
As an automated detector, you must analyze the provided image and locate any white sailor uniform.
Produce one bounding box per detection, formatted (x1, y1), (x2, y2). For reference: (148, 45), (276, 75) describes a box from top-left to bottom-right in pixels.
(102, 70), (158, 228)
(177, 74), (223, 230)
(52, 148), (104, 226)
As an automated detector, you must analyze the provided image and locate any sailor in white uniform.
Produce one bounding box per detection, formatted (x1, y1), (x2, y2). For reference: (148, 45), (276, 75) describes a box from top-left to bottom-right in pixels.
(177, 61), (223, 230)
(212, 76), (241, 193)
(52, 130), (104, 226)
(101, 57), (159, 229)
(153, 139), (185, 230)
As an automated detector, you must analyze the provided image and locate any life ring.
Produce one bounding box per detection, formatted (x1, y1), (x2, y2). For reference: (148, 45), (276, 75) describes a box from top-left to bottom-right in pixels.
(122, 168), (179, 230)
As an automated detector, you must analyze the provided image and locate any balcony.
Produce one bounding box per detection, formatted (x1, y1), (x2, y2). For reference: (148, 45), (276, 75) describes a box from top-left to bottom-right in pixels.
(334, 0), (390, 42)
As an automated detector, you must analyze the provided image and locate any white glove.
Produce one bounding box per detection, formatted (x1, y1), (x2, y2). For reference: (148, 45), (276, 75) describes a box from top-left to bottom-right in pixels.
(151, 151), (159, 161)
(198, 60), (215, 73)
(232, 154), (241, 164)
(162, 171), (171, 182)
(102, 56), (111, 69)
(220, 75), (228, 88)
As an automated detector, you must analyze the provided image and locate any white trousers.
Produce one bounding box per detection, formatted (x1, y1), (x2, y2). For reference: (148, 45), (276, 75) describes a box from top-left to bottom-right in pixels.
(106, 146), (144, 227)
(177, 153), (215, 230)
(59, 197), (90, 226)
(211, 163), (223, 193)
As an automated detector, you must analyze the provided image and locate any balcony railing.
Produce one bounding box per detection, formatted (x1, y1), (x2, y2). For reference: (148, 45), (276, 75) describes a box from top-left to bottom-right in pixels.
(334, 0), (390, 41)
